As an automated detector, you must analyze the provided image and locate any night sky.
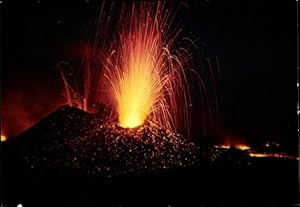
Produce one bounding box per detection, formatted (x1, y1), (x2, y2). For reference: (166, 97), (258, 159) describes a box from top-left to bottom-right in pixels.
(1, 0), (297, 151)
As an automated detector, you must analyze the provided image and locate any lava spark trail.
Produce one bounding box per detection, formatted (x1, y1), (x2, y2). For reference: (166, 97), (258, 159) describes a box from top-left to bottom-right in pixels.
(60, 2), (219, 137)
(104, 2), (192, 131)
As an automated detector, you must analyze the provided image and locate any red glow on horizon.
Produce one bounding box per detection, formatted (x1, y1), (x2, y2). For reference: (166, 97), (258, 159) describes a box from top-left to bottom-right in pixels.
(2, 75), (65, 139)
(249, 152), (300, 160)
(214, 144), (251, 151)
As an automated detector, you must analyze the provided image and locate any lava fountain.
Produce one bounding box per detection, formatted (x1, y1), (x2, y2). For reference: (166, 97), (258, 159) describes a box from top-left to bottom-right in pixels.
(104, 3), (191, 130)
(60, 2), (217, 136)
(3, 2), (219, 175)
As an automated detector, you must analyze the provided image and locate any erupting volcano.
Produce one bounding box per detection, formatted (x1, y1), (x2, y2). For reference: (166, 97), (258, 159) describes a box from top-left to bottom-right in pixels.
(105, 3), (191, 130)
(3, 1), (297, 206)
(4, 2), (209, 176)
(61, 2), (198, 135)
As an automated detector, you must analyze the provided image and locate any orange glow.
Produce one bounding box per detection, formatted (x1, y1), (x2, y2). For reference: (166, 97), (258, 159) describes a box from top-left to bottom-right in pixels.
(104, 3), (192, 130)
(1, 134), (7, 142)
(215, 144), (250, 150)
(111, 36), (158, 128)
(235, 145), (251, 150)
(215, 145), (230, 149)
(249, 152), (299, 160)
(59, 2), (210, 134)
(249, 152), (267, 158)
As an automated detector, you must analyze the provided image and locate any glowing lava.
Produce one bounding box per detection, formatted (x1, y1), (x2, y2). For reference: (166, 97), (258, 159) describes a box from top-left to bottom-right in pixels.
(59, 2), (216, 135)
(1, 134), (7, 142)
(106, 11), (165, 128)
(215, 144), (251, 150)
(104, 3), (191, 130)
(235, 145), (251, 151)
(110, 37), (158, 128)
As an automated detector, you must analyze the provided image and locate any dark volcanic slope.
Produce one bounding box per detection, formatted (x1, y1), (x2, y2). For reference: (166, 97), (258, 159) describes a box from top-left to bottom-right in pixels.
(70, 120), (198, 175)
(3, 105), (106, 174)
(3, 105), (198, 176)
(2, 105), (298, 207)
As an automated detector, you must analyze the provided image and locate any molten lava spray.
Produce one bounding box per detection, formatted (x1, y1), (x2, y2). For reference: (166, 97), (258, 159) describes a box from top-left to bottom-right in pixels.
(60, 2), (218, 136)
(104, 3), (191, 130)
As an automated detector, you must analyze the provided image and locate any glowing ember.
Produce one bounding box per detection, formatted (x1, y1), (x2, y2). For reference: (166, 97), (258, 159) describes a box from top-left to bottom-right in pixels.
(249, 152), (300, 160)
(215, 145), (230, 149)
(1, 134), (7, 142)
(249, 152), (267, 158)
(235, 145), (251, 151)
(214, 144), (250, 150)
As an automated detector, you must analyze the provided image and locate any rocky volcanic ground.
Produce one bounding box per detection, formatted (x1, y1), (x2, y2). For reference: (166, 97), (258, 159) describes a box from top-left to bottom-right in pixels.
(2, 105), (298, 207)
(4, 105), (198, 176)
